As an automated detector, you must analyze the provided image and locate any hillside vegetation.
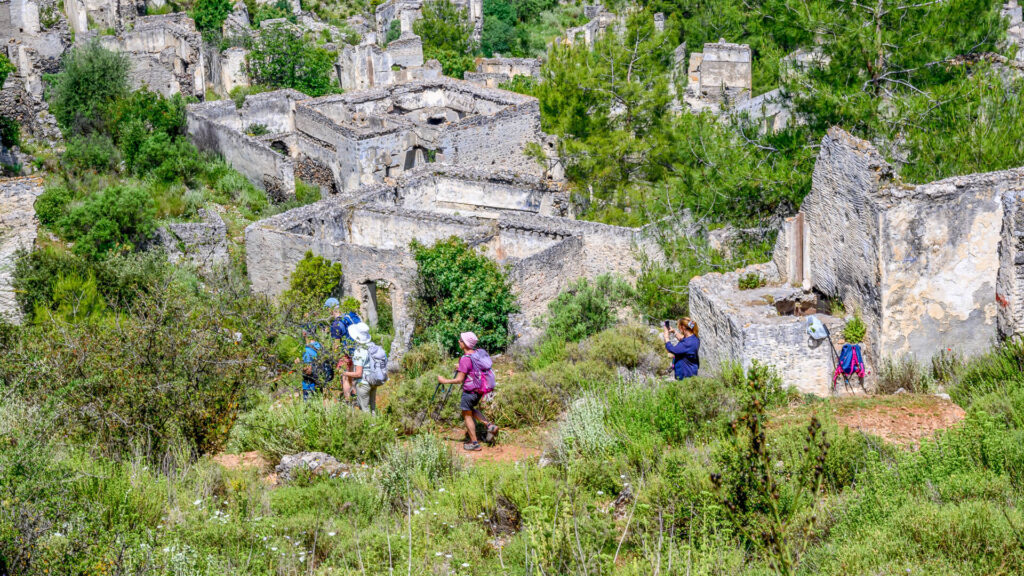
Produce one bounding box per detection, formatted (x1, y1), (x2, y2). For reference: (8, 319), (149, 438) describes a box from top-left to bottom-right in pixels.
(2, 0), (1024, 574)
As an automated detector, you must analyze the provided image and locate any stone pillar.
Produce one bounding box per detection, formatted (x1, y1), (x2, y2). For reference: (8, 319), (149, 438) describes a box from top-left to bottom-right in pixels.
(998, 189), (1024, 338)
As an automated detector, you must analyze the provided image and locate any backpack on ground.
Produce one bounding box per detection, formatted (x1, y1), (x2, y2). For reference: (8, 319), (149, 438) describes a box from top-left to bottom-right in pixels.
(464, 349), (496, 396)
(364, 342), (389, 385)
(330, 312), (362, 340)
(834, 343), (865, 384)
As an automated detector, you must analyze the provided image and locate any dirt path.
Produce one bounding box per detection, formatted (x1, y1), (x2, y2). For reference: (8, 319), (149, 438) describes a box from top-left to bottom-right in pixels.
(834, 395), (965, 447)
(212, 450), (271, 472)
(442, 427), (545, 463)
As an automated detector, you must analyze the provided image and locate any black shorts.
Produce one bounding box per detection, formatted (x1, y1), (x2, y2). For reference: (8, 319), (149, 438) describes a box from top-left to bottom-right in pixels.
(459, 391), (481, 411)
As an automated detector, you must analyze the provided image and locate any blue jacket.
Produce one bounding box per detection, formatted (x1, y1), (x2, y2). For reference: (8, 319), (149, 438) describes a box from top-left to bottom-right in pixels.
(302, 341), (322, 364)
(666, 336), (700, 380)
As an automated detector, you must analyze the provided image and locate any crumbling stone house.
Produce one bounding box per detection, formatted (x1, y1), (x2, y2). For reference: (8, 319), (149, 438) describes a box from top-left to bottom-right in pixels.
(0, 0), (68, 142)
(691, 127), (1024, 395)
(245, 165), (655, 358)
(684, 40), (752, 112)
(187, 78), (555, 200)
(336, 32), (441, 92)
(98, 13), (206, 98)
(464, 57), (540, 89)
(561, 7), (623, 47)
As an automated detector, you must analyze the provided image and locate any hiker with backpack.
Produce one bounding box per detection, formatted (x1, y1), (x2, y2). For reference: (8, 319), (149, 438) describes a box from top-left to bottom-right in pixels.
(436, 331), (498, 452)
(340, 322), (388, 413)
(663, 317), (700, 380)
(294, 331), (323, 400)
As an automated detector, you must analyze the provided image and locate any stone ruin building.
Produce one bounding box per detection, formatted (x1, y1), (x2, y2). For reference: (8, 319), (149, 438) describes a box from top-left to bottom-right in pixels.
(560, 5), (623, 47)
(684, 39), (752, 112)
(186, 78), (557, 201)
(337, 31), (441, 92)
(244, 164), (657, 359)
(98, 12), (206, 98)
(374, 0), (482, 43)
(1005, 0), (1024, 56)
(464, 57), (540, 89)
(691, 127), (1024, 395)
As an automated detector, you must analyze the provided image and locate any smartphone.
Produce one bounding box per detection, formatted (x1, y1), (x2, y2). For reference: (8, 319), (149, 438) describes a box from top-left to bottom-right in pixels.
(663, 320), (671, 329)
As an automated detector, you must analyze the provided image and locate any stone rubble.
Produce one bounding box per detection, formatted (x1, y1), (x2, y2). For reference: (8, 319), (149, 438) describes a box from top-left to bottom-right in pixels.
(275, 452), (352, 483)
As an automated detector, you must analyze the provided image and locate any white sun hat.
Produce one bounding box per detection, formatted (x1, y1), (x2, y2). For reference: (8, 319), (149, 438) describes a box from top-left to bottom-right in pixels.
(348, 322), (372, 345)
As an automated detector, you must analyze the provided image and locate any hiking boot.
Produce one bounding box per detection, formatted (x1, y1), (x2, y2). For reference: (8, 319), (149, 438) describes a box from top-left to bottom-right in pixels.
(463, 441), (481, 451)
(485, 424), (499, 443)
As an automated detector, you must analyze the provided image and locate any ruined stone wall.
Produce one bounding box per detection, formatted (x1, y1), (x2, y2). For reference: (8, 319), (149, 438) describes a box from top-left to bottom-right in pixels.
(188, 106), (296, 200)
(689, 262), (842, 396)
(155, 208), (228, 271)
(0, 176), (42, 323)
(399, 168), (567, 217)
(800, 128), (892, 351)
(464, 57), (541, 88)
(507, 235), (584, 321)
(443, 100), (544, 176)
(338, 43), (393, 91)
(99, 13), (206, 98)
(345, 205), (488, 250)
(386, 33), (423, 68)
(879, 171), (1017, 359)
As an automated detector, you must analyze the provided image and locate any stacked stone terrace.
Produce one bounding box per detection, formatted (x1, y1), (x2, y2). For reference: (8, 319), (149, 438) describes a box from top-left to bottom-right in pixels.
(0, 176), (42, 322)
(245, 165), (656, 359)
(187, 78), (552, 200)
(692, 127), (1024, 395)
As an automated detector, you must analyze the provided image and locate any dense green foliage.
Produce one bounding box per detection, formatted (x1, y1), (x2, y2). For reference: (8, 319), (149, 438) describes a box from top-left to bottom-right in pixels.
(543, 274), (634, 344)
(46, 41), (130, 135)
(191, 0), (233, 31)
(282, 251), (344, 311)
(414, 0), (477, 77)
(54, 184), (158, 260)
(410, 237), (518, 354)
(248, 23), (338, 96)
(480, 0), (582, 57)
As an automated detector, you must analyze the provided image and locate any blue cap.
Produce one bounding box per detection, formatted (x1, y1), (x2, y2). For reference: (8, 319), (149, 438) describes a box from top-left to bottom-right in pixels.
(324, 297), (340, 308)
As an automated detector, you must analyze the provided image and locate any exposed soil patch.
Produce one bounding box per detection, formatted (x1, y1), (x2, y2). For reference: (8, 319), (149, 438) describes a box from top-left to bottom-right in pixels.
(212, 450), (270, 472)
(835, 395), (965, 447)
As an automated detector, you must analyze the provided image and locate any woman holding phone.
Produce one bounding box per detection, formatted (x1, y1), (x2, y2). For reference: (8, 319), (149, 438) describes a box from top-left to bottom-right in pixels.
(662, 317), (700, 380)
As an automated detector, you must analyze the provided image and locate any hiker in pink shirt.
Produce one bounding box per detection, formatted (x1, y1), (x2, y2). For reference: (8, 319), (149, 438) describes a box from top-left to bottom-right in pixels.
(437, 331), (499, 451)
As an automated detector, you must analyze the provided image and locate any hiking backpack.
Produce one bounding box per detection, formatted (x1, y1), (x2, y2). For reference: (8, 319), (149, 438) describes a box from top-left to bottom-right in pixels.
(330, 312), (362, 341)
(464, 349), (496, 396)
(834, 343), (865, 383)
(363, 343), (389, 386)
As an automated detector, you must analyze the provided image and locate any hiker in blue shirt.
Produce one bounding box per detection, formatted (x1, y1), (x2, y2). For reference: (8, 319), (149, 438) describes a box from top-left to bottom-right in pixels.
(662, 317), (700, 380)
(294, 331), (323, 400)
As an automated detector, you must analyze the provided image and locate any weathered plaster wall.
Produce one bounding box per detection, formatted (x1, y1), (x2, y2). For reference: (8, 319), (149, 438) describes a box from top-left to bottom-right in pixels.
(879, 171), (1020, 359)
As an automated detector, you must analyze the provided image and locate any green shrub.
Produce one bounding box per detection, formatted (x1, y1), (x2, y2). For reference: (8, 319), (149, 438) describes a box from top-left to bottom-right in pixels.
(229, 400), (398, 462)
(294, 179), (321, 205)
(247, 23), (337, 96)
(0, 53), (14, 88)
(33, 273), (109, 325)
(192, 0), (233, 31)
(46, 41), (129, 135)
(543, 274), (633, 344)
(281, 251), (343, 310)
(56, 184), (157, 259)
(229, 84), (269, 109)
(951, 337), (1024, 408)
(737, 272), (766, 290)
(877, 356), (932, 394)
(843, 313), (866, 344)
(0, 116), (20, 148)
(414, 0), (476, 77)
(376, 434), (463, 510)
(63, 133), (121, 172)
(34, 184), (74, 226)
(411, 237), (518, 354)
(385, 18), (401, 43)
(553, 394), (618, 462)
(246, 122), (270, 136)
(489, 375), (562, 428)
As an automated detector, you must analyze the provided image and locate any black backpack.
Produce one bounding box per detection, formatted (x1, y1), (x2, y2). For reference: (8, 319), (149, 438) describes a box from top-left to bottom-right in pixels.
(313, 356), (335, 384)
